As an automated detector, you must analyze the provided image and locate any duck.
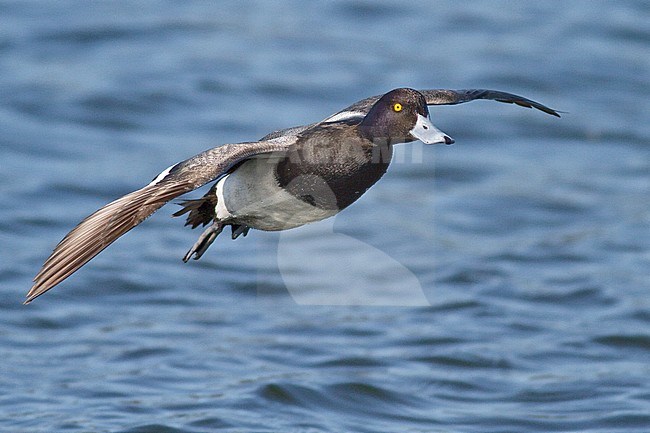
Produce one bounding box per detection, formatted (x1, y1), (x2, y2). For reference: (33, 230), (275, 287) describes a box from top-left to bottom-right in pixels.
(25, 87), (559, 303)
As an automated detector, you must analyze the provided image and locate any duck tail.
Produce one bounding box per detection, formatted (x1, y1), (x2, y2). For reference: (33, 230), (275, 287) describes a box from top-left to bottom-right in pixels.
(172, 184), (219, 228)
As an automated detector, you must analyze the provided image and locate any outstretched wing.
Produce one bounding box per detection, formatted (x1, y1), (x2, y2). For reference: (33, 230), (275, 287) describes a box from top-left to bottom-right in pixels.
(25, 136), (296, 304)
(421, 89), (560, 117)
(259, 88), (558, 143)
(322, 88), (560, 123)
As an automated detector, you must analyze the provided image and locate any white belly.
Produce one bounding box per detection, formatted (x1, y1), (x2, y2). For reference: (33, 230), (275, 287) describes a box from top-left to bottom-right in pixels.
(215, 158), (338, 231)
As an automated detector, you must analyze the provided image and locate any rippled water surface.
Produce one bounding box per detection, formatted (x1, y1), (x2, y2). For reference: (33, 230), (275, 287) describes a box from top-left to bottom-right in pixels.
(1, 1), (649, 432)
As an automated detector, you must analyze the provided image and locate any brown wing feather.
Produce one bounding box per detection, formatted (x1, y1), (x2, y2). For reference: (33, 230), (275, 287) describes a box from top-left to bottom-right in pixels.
(26, 137), (296, 303)
(26, 182), (190, 303)
(332, 89), (560, 119)
(420, 89), (561, 117)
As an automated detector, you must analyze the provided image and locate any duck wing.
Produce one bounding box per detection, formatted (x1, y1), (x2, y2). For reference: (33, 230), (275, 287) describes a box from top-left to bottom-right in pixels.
(323, 88), (560, 122)
(420, 89), (560, 117)
(26, 136), (297, 303)
(262, 88), (559, 144)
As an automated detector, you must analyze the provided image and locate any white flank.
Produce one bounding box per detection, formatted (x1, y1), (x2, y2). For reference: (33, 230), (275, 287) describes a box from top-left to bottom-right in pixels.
(214, 175), (232, 220)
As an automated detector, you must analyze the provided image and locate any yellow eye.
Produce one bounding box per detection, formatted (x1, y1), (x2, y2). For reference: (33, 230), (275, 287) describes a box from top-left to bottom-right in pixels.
(392, 103), (402, 112)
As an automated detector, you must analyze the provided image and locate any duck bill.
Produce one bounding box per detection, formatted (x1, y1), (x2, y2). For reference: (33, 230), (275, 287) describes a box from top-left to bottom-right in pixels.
(410, 113), (454, 145)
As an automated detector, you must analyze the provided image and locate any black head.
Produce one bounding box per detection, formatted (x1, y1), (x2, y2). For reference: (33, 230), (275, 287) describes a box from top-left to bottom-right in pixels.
(359, 88), (453, 145)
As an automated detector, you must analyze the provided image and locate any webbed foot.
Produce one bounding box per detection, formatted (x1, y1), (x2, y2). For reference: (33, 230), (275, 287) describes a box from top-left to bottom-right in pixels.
(182, 222), (224, 262)
(231, 224), (250, 240)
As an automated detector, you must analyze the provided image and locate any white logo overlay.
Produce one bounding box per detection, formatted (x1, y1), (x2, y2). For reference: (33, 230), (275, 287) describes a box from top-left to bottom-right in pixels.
(273, 141), (431, 306)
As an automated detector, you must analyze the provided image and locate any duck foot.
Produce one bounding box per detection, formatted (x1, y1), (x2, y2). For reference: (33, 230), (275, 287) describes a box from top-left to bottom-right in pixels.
(231, 224), (250, 240)
(182, 222), (224, 262)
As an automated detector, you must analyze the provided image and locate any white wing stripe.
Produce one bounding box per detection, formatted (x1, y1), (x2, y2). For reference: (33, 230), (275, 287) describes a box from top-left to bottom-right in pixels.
(147, 163), (178, 186)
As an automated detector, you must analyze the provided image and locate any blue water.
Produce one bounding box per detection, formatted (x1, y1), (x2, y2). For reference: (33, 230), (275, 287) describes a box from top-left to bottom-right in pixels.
(1, 1), (649, 432)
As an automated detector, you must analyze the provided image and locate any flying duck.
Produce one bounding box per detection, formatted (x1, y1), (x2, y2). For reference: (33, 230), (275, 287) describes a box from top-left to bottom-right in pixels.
(25, 87), (559, 303)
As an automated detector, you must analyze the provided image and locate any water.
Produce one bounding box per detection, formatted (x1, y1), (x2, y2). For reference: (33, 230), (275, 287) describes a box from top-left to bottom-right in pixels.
(1, 1), (649, 431)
